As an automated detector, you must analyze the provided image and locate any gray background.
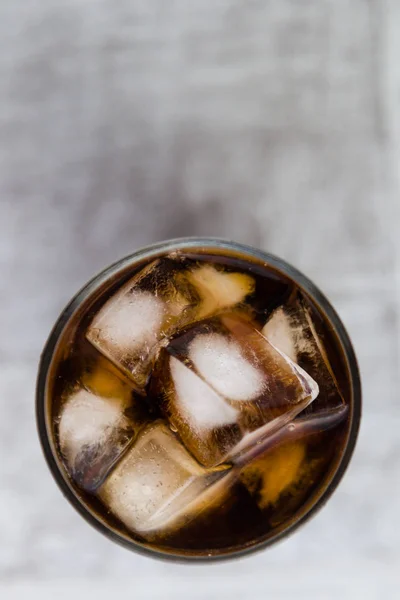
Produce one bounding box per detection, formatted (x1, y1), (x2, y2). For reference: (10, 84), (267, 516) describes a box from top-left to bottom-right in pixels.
(1, 1), (399, 598)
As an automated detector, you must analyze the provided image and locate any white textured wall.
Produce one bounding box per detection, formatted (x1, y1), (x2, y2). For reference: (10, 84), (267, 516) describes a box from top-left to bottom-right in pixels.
(1, 1), (399, 598)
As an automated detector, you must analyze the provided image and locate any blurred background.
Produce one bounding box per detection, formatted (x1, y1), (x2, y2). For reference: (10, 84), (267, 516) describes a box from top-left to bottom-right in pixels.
(1, 1), (399, 598)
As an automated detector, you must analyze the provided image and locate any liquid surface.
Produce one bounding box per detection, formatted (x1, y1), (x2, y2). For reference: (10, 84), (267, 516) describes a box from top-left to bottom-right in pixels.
(48, 250), (351, 557)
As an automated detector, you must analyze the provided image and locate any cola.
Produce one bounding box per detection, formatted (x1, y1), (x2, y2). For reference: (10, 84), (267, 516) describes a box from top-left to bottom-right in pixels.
(37, 240), (360, 558)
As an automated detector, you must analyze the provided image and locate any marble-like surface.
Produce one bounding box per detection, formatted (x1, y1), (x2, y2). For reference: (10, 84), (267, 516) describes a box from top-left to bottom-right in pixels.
(0, 1), (399, 597)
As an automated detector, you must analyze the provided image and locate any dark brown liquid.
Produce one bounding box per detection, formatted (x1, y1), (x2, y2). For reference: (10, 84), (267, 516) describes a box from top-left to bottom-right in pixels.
(47, 249), (351, 557)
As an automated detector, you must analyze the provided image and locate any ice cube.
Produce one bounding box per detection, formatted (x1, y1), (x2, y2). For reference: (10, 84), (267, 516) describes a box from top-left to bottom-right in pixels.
(59, 383), (137, 492)
(240, 440), (306, 509)
(98, 421), (233, 538)
(170, 356), (239, 430)
(234, 402), (349, 468)
(239, 404), (348, 510)
(87, 258), (255, 391)
(161, 313), (319, 467)
(188, 332), (266, 402)
(167, 356), (241, 467)
(86, 261), (176, 391)
(183, 264), (255, 320)
(262, 296), (345, 412)
(261, 307), (298, 362)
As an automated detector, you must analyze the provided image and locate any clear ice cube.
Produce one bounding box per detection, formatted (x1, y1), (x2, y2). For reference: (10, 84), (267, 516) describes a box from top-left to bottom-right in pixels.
(86, 258), (255, 391)
(238, 403), (349, 509)
(161, 313), (319, 467)
(166, 355), (242, 467)
(183, 263), (255, 320)
(58, 374), (138, 491)
(98, 421), (232, 537)
(262, 296), (344, 412)
(240, 439), (307, 509)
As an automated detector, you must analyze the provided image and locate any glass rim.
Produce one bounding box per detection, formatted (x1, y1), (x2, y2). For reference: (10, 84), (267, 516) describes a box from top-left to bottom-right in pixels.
(36, 237), (362, 563)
